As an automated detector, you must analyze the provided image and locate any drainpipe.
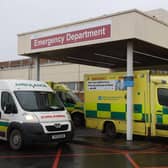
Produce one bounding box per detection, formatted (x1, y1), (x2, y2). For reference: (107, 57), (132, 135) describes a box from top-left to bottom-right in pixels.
(34, 56), (40, 81)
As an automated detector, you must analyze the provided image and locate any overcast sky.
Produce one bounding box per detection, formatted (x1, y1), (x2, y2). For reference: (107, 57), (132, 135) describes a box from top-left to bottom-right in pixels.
(0, 0), (168, 62)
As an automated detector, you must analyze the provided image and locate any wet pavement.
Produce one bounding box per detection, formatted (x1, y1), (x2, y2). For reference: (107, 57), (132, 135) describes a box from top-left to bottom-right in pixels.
(0, 128), (168, 168)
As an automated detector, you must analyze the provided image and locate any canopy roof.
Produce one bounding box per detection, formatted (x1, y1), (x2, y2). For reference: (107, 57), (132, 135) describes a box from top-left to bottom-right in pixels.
(18, 9), (168, 69)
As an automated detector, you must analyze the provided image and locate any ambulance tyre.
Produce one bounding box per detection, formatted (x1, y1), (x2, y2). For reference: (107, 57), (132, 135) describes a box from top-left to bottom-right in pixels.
(9, 129), (23, 150)
(104, 122), (116, 139)
(71, 112), (85, 128)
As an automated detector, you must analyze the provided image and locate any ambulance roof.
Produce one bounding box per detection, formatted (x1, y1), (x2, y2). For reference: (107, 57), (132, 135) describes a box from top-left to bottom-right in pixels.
(0, 80), (53, 92)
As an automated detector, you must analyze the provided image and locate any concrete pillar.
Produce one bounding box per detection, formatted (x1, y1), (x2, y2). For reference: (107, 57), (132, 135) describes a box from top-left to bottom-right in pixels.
(34, 56), (40, 81)
(126, 41), (133, 141)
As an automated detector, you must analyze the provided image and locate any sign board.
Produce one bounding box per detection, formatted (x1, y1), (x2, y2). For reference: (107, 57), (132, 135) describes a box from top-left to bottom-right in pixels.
(87, 79), (126, 91)
(31, 19), (112, 50)
(124, 76), (134, 87)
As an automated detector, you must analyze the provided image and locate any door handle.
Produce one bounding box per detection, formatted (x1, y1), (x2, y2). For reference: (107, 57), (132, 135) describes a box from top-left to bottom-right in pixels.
(156, 110), (162, 113)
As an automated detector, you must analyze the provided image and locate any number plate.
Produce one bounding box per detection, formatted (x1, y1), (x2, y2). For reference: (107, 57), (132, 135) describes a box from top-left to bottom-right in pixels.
(51, 134), (66, 140)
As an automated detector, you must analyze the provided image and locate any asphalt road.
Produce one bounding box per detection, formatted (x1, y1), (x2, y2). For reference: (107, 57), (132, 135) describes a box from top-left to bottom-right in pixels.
(0, 128), (168, 168)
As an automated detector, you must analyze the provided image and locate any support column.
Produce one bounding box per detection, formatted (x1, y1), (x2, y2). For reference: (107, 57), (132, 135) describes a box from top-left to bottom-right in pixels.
(34, 56), (40, 81)
(126, 41), (133, 141)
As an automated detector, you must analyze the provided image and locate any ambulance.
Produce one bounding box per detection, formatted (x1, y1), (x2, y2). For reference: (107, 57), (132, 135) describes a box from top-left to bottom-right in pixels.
(84, 70), (168, 138)
(0, 80), (73, 150)
(47, 81), (85, 127)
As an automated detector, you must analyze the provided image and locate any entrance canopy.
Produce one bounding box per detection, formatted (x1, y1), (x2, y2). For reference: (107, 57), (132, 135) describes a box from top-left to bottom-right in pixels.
(18, 9), (168, 69)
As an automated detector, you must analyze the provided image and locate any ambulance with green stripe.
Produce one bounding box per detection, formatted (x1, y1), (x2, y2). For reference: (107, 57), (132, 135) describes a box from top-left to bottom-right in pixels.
(85, 70), (168, 138)
(0, 80), (73, 150)
(47, 81), (85, 127)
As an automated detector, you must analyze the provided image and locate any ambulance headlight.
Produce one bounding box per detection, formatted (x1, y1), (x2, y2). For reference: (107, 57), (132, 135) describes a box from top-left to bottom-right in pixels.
(66, 112), (71, 120)
(23, 113), (38, 122)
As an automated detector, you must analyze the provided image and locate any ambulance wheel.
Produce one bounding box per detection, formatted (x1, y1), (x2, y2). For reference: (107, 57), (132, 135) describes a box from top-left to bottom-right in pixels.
(104, 122), (116, 139)
(9, 129), (23, 150)
(71, 112), (85, 128)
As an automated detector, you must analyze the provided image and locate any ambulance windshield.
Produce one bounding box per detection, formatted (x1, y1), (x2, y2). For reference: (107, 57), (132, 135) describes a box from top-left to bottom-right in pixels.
(15, 91), (64, 112)
(67, 91), (81, 103)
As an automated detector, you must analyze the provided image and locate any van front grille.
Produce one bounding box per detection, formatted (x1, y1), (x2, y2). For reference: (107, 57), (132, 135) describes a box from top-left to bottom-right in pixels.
(46, 124), (68, 132)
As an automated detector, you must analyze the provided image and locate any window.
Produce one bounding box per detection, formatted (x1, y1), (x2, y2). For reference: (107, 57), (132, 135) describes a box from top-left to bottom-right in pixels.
(15, 91), (64, 112)
(158, 88), (168, 106)
(65, 82), (76, 91)
(61, 82), (84, 92)
(56, 91), (81, 105)
(77, 82), (84, 91)
(1, 92), (17, 113)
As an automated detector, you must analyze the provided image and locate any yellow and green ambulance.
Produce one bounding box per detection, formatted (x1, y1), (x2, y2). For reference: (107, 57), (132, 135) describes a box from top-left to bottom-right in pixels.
(47, 82), (85, 127)
(84, 70), (168, 138)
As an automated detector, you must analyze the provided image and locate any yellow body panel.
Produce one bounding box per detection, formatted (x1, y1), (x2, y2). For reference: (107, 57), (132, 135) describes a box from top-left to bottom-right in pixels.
(156, 130), (168, 137)
(86, 118), (98, 129)
(111, 104), (125, 112)
(97, 111), (111, 119)
(85, 103), (97, 111)
(0, 126), (7, 132)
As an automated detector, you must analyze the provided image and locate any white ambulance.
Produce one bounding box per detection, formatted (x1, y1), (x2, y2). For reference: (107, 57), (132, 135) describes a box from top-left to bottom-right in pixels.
(0, 80), (73, 150)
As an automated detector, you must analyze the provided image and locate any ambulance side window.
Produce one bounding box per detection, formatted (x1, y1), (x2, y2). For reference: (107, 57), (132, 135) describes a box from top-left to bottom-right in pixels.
(158, 88), (168, 106)
(1, 92), (17, 114)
